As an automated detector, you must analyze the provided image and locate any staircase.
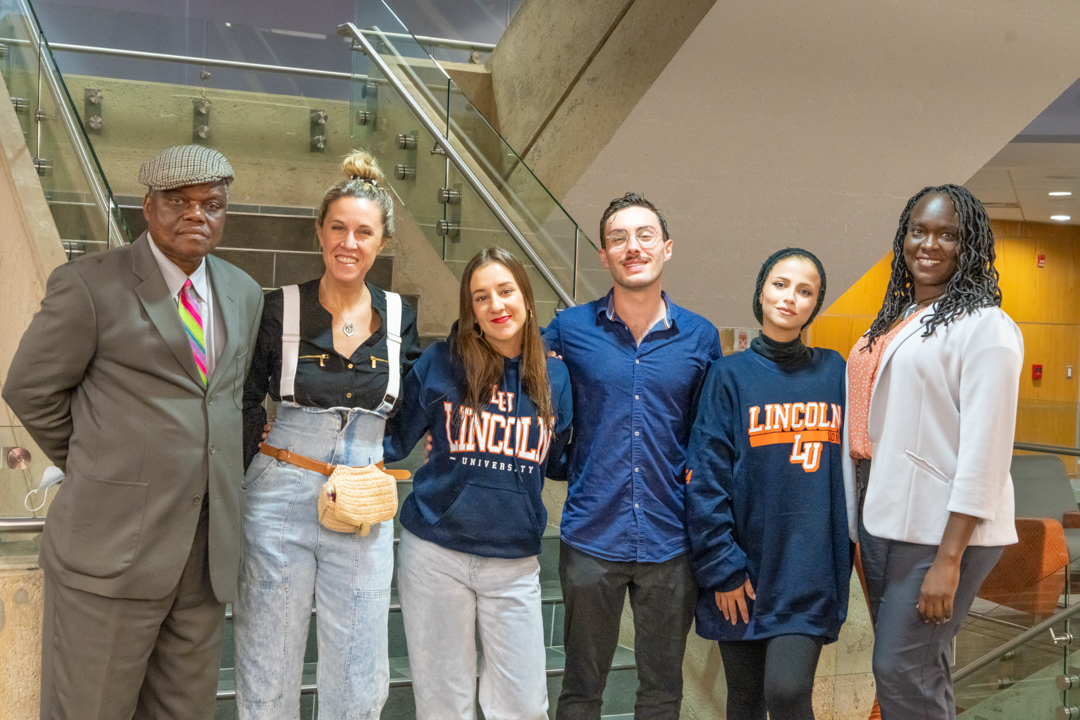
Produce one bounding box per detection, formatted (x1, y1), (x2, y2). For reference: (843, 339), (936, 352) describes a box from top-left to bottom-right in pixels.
(0, 0), (644, 714)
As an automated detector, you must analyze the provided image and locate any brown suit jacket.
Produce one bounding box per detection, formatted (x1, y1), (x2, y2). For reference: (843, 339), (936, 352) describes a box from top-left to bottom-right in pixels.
(3, 233), (263, 601)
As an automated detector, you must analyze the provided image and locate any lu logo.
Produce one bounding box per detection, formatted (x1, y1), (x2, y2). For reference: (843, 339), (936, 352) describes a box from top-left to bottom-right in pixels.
(788, 434), (822, 472)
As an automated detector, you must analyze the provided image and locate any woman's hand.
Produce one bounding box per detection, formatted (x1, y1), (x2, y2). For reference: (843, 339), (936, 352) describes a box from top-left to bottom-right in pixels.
(918, 557), (960, 624)
(714, 579), (756, 625)
(918, 511), (978, 625)
(262, 422), (274, 441)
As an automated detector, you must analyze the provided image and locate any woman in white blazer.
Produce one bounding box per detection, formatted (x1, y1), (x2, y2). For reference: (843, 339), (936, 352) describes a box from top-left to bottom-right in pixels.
(842, 185), (1023, 720)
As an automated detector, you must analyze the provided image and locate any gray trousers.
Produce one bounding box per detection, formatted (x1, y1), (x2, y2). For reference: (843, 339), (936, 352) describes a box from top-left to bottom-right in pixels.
(857, 460), (1002, 720)
(40, 501), (225, 720)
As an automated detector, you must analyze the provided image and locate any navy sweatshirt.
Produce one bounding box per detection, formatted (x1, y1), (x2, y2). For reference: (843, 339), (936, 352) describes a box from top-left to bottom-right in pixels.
(686, 348), (852, 643)
(384, 340), (573, 559)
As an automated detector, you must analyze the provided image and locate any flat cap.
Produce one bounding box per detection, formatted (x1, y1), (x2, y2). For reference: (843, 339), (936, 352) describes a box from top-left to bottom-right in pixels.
(138, 145), (234, 191)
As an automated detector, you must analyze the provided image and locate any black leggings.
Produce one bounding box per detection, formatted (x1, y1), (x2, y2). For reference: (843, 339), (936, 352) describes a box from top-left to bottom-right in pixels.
(717, 634), (825, 720)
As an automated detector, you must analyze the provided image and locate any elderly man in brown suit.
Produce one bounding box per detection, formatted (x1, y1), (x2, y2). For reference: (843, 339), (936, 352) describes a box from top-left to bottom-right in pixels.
(3, 145), (264, 720)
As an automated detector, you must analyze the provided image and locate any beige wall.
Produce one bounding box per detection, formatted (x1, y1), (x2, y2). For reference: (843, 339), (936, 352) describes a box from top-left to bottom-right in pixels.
(0, 69), (66, 521)
(0, 69), (64, 720)
(560, 0), (1080, 329)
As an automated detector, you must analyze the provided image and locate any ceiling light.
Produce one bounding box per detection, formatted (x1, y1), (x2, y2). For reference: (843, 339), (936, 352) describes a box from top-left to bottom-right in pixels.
(1051, 215), (1071, 221)
(1049, 191), (1073, 196)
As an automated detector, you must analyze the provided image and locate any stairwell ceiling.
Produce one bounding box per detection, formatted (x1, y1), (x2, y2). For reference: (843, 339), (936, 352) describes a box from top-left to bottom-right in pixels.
(559, 0), (1080, 328)
(965, 75), (1080, 226)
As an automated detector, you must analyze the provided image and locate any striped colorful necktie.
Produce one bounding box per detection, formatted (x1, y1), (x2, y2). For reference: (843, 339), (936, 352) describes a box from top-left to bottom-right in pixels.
(179, 278), (207, 386)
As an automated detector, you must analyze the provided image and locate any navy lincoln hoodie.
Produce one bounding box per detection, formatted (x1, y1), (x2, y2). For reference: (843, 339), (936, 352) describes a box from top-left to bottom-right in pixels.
(686, 347), (852, 643)
(384, 336), (573, 559)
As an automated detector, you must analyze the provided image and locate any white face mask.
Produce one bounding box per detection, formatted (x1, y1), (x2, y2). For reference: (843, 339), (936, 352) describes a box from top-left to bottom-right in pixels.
(25, 466), (64, 512)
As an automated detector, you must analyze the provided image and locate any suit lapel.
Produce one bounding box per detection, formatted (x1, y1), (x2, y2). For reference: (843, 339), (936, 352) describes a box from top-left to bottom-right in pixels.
(207, 256), (240, 394)
(132, 234), (206, 389)
(868, 304), (934, 417)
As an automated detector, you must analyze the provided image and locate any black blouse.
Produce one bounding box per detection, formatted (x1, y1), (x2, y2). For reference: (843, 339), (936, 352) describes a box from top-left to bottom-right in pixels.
(242, 278), (421, 468)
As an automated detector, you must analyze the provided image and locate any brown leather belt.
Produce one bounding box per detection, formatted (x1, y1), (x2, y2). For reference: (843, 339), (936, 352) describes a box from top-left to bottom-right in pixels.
(260, 443), (411, 480)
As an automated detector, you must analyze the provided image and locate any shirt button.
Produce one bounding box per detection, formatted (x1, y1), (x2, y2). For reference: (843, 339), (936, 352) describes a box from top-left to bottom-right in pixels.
(634, 431), (639, 436)
(209, 445), (216, 454)
(635, 503), (639, 508)
(348, 363), (354, 369)
(634, 467), (640, 472)
(635, 395), (639, 400)
(635, 359), (640, 364)
(207, 397), (214, 405)
(346, 392), (353, 398)
(192, 495), (201, 505)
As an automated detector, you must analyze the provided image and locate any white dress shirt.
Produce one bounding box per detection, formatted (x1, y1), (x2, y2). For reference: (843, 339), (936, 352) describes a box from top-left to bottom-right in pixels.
(147, 233), (224, 380)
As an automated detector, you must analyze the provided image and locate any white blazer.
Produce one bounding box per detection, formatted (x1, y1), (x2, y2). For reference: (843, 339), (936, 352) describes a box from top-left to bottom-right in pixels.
(842, 306), (1023, 547)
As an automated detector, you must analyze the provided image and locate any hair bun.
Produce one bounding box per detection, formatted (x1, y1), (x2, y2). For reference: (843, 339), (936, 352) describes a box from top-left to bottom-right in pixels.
(341, 150), (384, 184)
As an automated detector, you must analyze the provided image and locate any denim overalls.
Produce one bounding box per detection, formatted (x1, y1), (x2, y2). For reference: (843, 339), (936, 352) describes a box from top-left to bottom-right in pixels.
(234, 286), (403, 720)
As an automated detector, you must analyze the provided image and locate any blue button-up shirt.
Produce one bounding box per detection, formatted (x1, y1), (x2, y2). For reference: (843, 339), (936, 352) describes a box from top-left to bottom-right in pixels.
(544, 290), (721, 563)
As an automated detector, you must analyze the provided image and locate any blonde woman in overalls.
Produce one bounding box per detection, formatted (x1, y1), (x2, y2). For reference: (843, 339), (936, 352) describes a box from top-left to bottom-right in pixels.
(234, 150), (420, 719)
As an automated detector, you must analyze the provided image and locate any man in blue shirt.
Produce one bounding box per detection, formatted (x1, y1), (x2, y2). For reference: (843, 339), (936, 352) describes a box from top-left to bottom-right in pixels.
(545, 193), (721, 719)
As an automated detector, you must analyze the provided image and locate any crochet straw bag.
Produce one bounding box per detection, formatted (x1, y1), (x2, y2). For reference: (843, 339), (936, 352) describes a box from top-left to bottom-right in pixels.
(318, 464), (398, 536)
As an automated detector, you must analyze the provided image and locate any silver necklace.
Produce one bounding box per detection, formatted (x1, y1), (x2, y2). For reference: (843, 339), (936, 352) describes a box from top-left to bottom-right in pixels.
(323, 284), (367, 337)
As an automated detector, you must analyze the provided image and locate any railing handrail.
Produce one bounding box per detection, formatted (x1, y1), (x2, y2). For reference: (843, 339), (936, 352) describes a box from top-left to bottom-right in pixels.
(337, 22), (576, 308)
(1, 38), (355, 80)
(10, 0), (127, 248)
(0, 517), (44, 532)
(358, 29), (494, 54)
(953, 598), (1080, 682)
(367, 26), (597, 289)
(1013, 441), (1080, 458)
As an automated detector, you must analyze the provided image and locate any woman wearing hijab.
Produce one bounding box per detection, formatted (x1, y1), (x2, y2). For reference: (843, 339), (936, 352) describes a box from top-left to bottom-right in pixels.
(686, 248), (851, 720)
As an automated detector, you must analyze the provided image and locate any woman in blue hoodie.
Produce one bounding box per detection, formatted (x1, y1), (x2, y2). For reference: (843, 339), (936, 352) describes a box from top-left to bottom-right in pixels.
(686, 248), (851, 720)
(385, 246), (573, 719)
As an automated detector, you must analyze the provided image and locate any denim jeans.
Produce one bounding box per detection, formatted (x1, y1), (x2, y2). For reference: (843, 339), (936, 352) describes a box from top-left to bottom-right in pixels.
(397, 529), (548, 720)
(234, 402), (394, 720)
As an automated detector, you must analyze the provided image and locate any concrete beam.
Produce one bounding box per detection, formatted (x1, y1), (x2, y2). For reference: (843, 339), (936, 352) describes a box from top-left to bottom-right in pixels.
(489, 0), (718, 200)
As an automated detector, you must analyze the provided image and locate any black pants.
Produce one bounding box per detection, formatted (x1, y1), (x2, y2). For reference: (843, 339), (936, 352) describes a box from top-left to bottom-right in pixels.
(717, 634), (824, 720)
(556, 541), (696, 720)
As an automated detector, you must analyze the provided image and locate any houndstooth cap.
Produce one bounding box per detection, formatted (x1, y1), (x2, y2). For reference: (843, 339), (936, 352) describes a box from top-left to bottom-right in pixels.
(138, 145), (234, 191)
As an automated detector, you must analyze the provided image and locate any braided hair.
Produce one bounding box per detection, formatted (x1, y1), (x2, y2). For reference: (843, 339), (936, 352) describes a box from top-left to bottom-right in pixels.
(863, 184), (1000, 350)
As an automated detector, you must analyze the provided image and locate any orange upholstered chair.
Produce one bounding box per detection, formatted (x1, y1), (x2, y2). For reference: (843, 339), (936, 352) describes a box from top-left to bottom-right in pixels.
(978, 518), (1069, 617)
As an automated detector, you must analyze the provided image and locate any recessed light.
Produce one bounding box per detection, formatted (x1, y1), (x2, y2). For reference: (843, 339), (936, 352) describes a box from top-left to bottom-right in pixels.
(1049, 191), (1073, 196)
(1052, 215), (1071, 221)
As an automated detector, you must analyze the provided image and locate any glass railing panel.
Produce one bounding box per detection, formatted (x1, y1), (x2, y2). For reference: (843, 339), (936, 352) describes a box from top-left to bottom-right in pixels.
(954, 624), (1065, 718)
(351, 52), (449, 260)
(348, 5), (603, 306)
(0, 6), (40, 155)
(440, 162), (561, 325)
(0, 425), (48, 561)
(949, 443), (1080, 715)
(0, 0), (129, 254)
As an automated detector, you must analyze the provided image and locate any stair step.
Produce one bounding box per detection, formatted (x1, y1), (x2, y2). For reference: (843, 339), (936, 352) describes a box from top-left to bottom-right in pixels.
(214, 644), (638, 718)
